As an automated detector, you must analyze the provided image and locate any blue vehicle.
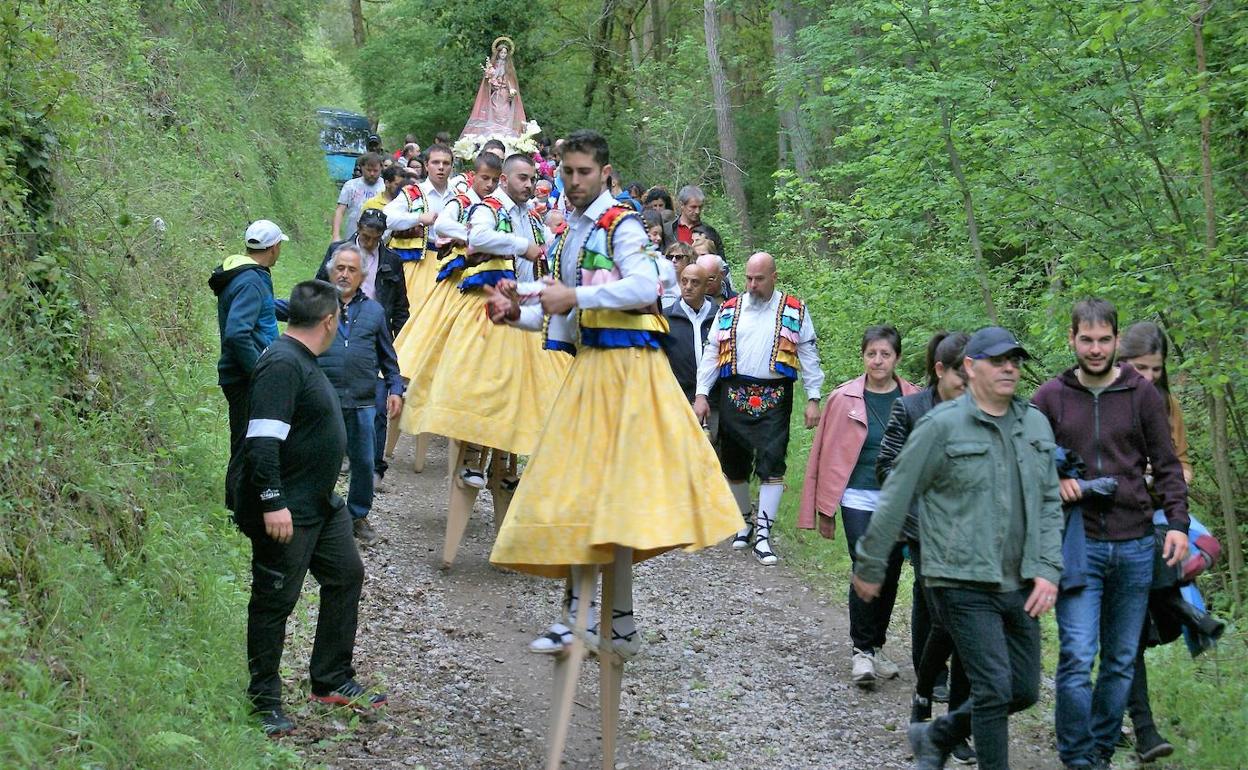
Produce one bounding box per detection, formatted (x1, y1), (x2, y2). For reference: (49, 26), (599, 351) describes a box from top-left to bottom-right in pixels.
(317, 108), (371, 184)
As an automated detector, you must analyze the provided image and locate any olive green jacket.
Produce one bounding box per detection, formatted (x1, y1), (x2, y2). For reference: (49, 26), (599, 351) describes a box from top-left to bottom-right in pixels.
(854, 392), (1064, 588)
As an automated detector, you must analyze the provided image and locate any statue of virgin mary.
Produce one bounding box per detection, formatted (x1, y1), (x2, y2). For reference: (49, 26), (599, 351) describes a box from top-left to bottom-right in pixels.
(460, 36), (528, 141)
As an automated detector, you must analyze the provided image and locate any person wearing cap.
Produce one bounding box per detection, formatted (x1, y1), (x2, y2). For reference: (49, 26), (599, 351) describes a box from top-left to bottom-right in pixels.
(1031, 299), (1188, 770)
(851, 325), (1064, 770)
(210, 219), (287, 480)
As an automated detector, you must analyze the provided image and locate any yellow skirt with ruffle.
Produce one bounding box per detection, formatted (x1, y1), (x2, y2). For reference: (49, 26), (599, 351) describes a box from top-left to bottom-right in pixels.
(489, 346), (742, 578)
(392, 274), (470, 387)
(400, 293), (571, 456)
(402, 257), (438, 316)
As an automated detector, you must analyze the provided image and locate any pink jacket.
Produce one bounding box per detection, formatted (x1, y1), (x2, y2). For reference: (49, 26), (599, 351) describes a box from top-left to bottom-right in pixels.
(797, 374), (920, 539)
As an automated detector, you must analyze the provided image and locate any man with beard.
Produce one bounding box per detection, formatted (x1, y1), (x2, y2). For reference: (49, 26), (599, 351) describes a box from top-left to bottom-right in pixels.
(334, 153), (384, 242)
(1031, 299), (1189, 770)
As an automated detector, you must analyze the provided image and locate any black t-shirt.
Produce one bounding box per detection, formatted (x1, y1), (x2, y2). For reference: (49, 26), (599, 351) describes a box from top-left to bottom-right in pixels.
(233, 335), (347, 528)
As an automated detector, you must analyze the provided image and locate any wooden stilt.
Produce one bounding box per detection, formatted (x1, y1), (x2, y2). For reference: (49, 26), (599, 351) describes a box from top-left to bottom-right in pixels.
(547, 568), (596, 770)
(487, 451), (516, 535)
(441, 440), (477, 570)
(384, 416), (402, 459)
(412, 432), (430, 473)
(599, 558), (624, 770)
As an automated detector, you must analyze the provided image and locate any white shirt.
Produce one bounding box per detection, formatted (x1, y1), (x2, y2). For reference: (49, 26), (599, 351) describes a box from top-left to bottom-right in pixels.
(431, 189), (480, 245)
(381, 179), (455, 234)
(695, 289), (824, 400)
(419, 179), (455, 215)
(337, 177), (384, 240)
(678, 298), (714, 368)
(356, 236), (380, 300)
(513, 189), (657, 344)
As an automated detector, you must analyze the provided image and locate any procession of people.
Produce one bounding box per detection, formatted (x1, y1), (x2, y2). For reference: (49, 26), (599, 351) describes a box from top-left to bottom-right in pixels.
(212, 36), (1225, 770)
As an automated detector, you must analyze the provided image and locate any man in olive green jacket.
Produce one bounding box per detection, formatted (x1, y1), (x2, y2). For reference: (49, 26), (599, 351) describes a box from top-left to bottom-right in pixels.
(852, 326), (1063, 770)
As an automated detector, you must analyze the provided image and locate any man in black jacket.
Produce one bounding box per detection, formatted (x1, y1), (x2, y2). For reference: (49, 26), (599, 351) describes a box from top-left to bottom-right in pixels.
(231, 280), (385, 738)
(318, 208), (409, 486)
(660, 262), (717, 434)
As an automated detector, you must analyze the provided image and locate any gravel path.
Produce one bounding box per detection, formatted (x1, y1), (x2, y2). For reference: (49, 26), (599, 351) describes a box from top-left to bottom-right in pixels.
(279, 435), (1072, 769)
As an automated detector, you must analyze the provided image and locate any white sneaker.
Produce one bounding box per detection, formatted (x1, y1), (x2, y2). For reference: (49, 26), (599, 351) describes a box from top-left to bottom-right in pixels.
(458, 466), (486, 489)
(874, 647), (900, 679)
(852, 648), (876, 687)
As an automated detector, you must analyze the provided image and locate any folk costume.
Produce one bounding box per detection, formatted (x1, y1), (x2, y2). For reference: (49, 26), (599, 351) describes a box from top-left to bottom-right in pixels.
(398, 191), (568, 459)
(696, 288), (824, 564)
(383, 179), (456, 312)
(490, 188), (741, 579)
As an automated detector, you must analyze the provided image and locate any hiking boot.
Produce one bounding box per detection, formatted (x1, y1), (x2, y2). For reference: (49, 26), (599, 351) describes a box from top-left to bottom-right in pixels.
(874, 646), (901, 679)
(353, 517), (380, 547)
(908, 721), (949, 770)
(911, 692), (932, 723)
(309, 679), (387, 710)
(1134, 726), (1174, 763)
(950, 739), (977, 765)
(255, 707), (295, 737)
(852, 648), (876, 688)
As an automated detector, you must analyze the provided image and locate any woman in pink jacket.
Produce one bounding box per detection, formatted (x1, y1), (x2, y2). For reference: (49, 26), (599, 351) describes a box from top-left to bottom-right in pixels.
(799, 325), (919, 687)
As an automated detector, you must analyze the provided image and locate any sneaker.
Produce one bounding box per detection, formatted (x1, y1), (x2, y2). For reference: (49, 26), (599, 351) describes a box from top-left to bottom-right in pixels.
(353, 517), (381, 547)
(255, 707), (294, 737)
(528, 624), (573, 654)
(950, 739), (977, 765)
(458, 466), (486, 489)
(373, 473), (390, 494)
(309, 679), (387, 709)
(874, 646), (901, 679)
(852, 648), (876, 687)
(731, 524), (753, 551)
(911, 692), (932, 723)
(908, 721), (949, 770)
(1134, 727), (1174, 763)
(932, 682), (951, 704)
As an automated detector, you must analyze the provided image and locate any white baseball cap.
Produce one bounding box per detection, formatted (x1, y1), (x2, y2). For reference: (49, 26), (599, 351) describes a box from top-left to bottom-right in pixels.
(244, 220), (290, 249)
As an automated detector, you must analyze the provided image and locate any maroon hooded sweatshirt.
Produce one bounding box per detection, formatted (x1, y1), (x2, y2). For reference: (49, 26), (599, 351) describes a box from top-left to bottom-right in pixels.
(1031, 364), (1189, 541)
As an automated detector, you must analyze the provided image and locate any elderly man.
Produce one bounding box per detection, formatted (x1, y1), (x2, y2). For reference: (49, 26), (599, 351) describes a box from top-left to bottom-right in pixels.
(696, 253), (736, 302)
(660, 262), (717, 406)
(694, 252), (824, 565)
(852, 326), (1064, 770)
(318, 246), (404, 545)
(663, 185), (722, 250)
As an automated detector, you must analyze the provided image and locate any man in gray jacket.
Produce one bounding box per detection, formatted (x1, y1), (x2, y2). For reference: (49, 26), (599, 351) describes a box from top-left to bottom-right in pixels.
(852, 326), (1063, 770)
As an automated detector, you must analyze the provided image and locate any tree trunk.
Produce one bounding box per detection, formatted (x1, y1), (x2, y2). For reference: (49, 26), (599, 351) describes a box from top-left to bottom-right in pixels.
(583, 0), (619, 115)
(770, 3), (811, 177)
(703, 0), (753, 252)
(349, 0), (365, 47)
(1192, 1), (1241, 606)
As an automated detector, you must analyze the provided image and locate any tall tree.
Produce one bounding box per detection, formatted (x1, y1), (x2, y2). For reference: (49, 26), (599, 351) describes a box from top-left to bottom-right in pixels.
(770, 2), (811, 177)
(703, 0), (753, 252)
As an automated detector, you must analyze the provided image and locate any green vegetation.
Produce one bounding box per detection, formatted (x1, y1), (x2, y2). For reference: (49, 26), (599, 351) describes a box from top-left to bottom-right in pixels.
(1, 1), (339, 766)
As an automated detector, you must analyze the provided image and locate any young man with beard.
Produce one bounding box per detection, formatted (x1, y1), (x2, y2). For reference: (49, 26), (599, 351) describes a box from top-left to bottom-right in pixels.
(1031, 299), (1189, 770)
(334, 153), (384, 242)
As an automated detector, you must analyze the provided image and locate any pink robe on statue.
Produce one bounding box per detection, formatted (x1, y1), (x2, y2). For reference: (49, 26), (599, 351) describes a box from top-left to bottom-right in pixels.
(460, 57), (527, 139)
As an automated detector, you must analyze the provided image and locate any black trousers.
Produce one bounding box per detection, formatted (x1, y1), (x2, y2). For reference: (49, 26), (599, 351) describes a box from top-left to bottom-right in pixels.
(930, 586), (1041, 770)
(222, 381), (250, 467)
(246, 505), (365, 709)
(912, 540), (970, 710)
(843, 506), (904, 651)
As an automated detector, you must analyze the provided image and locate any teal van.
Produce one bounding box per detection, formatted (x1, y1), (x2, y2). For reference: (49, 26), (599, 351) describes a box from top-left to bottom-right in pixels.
(317, 108), (371, 184)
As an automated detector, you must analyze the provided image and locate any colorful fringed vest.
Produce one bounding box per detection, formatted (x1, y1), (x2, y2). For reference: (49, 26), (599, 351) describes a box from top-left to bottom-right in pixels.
(542, 205), (668, 354)
(390, 184), (427, 262)
(715, 293), (805, 380)
(458, 197), (537, 292)
(435, 193), (475, 283)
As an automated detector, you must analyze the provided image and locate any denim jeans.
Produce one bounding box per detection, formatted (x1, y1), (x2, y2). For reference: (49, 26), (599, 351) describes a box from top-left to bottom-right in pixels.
(912, 540), (969, 710)
(843, 506), (905, 652)
(373, 380), (389, 478)
(929, 587), (1041, 770)
(1055, 535), (1154, 766)
(342, 406), (377, 520)
(246, 504), (364, 708)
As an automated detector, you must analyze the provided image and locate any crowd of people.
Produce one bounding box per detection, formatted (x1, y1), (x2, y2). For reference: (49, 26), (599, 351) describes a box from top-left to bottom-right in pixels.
(211, 126), (1226, 770)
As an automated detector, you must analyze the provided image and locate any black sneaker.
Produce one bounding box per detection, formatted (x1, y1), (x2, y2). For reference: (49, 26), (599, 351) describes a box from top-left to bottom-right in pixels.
(256, 707), (294, 737)
(1134, 727), (1174, 763)
(950, 739), (977, 765)
(908, 721), (949, 770)
(310, 678), (387, 710)
(911, 692), (932, 723)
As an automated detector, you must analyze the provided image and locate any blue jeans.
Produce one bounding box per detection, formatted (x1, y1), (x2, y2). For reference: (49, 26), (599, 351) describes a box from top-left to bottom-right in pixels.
(1054, 535), (1154, 765)
(342, 406), (376, 520)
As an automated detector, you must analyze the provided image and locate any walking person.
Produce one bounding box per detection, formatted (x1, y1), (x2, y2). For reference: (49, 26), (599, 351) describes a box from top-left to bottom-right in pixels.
(333, 153), (384, 242)
(853, 325), (1064, 770)
(799, 325), (919, 686)
(874, 331), (976, 764)
(694, 252), (825, 568)
(1032, 300), (1189, 770)
(229, 280), (385, 737)
(211, 219), (285, 485)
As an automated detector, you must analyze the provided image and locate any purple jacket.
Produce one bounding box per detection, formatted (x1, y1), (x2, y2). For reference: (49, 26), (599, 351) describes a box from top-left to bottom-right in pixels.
(1032, 365), (1189, 541)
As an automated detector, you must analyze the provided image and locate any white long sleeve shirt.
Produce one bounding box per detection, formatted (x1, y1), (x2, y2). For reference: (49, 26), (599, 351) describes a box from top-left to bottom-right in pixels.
(431, 189), (480, 244)
(695, 289), (824, 400)
(381, 180), (454, 233)
(513, 189), (659, 344)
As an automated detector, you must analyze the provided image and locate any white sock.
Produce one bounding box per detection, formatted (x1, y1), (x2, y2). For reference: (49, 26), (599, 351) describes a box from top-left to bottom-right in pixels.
(729, 481), (752, 527)
(563, 566), (599, 631)
(608, 547), (636, 639)
(757, 483), (783, 537)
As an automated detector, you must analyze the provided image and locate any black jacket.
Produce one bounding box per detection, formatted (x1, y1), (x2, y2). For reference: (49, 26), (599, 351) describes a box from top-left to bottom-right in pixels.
(875, 386), (940, 542)
(660, 299), (717, 403)
(317, 236), (410, 338)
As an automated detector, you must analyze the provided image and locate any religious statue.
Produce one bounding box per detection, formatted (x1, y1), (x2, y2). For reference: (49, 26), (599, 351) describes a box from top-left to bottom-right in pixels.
(460, 36), (528, 141)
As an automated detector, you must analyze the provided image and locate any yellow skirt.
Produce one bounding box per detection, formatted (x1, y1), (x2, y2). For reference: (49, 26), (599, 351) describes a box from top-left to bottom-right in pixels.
(401, 293), (571, 456)
(392, 275), (470, 383)
(490, 346), (742, 578)
(402, 258), (438, 317)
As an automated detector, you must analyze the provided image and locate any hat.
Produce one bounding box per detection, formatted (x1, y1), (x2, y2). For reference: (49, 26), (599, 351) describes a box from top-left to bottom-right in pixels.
(357, 208), (387, 231)
(244, 220), (289, 249)
(965, 326), (1031, 359)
